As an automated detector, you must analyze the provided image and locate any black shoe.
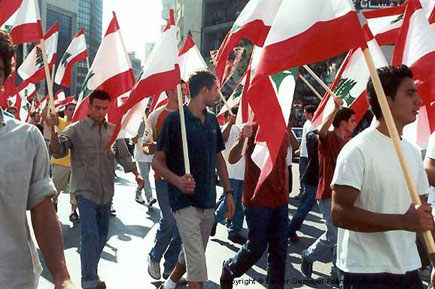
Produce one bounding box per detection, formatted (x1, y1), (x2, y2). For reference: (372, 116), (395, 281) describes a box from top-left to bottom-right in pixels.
(228, 233), (247, 245)
(69, 211), (80, 223)
(210, 222), (217, 237)
(220, 261), (234, 289)
(301, 250), (313, 278)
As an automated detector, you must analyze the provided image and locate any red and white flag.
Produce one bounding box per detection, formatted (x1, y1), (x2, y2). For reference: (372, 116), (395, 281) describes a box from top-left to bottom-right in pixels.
(363, 4), (405, 46)
(248, 0), (366, 192)
(55, 28), (88, 87)
(55, 96), (75, 110)
(178, 34), (207, 81)
(215, 0), (283, 85)
(72, 12), (135, 123)
(17, 22), (58, 86)
(393, 0), (435, 149)
(7, 83), (33, 120)
(108, 9), (180, 145)
(1, 0), (43, 44)
(312, 25), (388, 128)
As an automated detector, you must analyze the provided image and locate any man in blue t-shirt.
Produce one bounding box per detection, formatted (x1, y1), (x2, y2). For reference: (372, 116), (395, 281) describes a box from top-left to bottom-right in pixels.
(153, 70), (235, 289)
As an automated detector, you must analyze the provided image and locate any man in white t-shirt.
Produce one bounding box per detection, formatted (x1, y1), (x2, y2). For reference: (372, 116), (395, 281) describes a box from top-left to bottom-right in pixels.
(331, 65), (433, 289)
(424, 132), (435, 287)
(295, 105), (316, 199)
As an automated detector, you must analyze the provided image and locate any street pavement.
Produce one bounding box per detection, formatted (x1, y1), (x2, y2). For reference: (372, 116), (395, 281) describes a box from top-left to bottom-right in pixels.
(36, 164), (430, 289)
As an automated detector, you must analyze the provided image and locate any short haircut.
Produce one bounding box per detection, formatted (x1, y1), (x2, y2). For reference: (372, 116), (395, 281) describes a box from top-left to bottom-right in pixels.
(332, 107), (355, 128)
(304, 105), (316, 115)
(89, 90), (110, 104)
(30, 111), (40, 118)
(367, 65), (413, 119)
(188, 70), (216, 98)
(231, 106), (238, 115)
(0, 31), (15, 79)
(65, 103), (76, 110)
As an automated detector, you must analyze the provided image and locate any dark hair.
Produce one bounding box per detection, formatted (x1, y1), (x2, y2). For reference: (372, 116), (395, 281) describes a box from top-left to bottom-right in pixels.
(0, 31), (15, 79)
(333, 107), (355, 128)
(7, 106), (17, 113)
(188, 70), (216, 98)
(304, 105), (316, 115)
(367, 65), (413, 119)
(89, 90), (110, 104)
(30, 111), (40, 118)
(231, 106), (238, 115)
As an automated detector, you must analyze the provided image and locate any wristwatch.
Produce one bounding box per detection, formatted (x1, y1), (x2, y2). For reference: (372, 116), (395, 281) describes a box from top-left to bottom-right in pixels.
(225, 190), (234, 196)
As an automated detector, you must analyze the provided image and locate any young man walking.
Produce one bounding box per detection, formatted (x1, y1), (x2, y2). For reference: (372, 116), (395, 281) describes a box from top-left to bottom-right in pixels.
(48, 90), (144, 289)
(332, 65), (432, 289)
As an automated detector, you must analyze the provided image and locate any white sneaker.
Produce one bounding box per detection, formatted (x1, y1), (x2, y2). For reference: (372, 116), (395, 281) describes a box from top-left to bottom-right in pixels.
(135, 194), (145, 204)
(147, 255), (161, 280)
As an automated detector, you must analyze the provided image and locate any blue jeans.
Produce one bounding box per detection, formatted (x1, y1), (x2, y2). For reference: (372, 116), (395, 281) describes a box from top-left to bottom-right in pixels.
(215, 179), (244, 236)
(338, 269), (424, 289)
(76, 196), (111, 289)
(288, 184), (317, 235)
(305, 199), (337, 273)
(299, 157), (309, 194)
(149, 179), (182, 275)
(225, 205), (289, 289)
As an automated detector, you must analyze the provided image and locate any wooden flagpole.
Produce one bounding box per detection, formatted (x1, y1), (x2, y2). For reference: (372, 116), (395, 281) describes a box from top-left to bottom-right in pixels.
(303, 64), (339, 99)
(362, 48), (435, 258)
(177, 83), (190, 174)
(39, 38), (55, 115)
(299, 74), (323, 101)
(218, 89), (235, 116)
(51, 63), (56, 87)
(86, 57), (90, 72)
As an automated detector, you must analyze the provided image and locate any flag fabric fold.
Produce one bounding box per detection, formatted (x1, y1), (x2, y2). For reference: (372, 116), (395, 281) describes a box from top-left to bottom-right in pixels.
(55, 28), (88, 87)
(178, 34), (207, 81)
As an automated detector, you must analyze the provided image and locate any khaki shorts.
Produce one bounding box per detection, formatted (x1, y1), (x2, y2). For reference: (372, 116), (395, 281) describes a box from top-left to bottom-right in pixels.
(174, 206), (214, 282)
(52, 164), (76, 205)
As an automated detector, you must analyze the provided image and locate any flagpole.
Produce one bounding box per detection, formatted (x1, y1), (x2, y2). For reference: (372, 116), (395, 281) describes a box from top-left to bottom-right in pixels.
(362, 48), (435, 259)
(303, 65), (339, 99)
(39, 38), (55, 115)
(86, 57), (90, 72)
(51, 63), (56, 87)
(299, 74), (323, 101)
(241, 106), (254, 155)
(218, 89), (235, 116)
(177, 83), (190, 174)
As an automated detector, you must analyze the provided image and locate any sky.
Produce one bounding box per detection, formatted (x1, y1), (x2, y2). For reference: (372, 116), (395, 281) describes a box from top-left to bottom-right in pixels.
(102, 0), (165, 65)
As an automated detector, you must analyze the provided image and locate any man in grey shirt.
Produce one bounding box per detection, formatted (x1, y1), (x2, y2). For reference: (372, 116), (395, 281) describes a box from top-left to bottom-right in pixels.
(48, 90), (144, 289)
(0, 31), (75, 289)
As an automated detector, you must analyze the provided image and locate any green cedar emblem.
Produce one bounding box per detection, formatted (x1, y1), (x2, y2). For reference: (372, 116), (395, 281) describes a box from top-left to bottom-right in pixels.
(35, 47), (44, 69)
(81, 71), (95, 97)
(60, 52), (72, 67)
(270, 67), (299, 93)
(4, 25), (12, 33)
(334, 77), (357, 106)
(391, 13), (404, 25)
(23, 102), (30, 112)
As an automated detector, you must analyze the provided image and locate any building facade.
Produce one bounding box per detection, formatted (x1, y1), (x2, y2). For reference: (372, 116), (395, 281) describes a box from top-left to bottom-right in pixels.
(175, 0), (203, 49)
(128, 51), (142, 79)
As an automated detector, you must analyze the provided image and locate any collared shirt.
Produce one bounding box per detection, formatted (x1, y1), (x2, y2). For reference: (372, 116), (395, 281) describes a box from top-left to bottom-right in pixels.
(157, 105), (225, 212)
(0, 109), (56, 289)
(53, 116), (137, 205)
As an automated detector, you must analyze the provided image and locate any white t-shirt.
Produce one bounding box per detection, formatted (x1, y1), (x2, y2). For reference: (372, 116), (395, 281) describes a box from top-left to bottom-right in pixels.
(134, 122), (153, 163)
(222, 124), (245, 180)
(331, 127), (429, 274)
(300, 120), (315, 158)
(426, 132), (435, 214)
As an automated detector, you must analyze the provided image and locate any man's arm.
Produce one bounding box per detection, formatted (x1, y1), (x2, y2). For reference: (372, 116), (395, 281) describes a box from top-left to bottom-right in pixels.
(318, 96), (343, 138)
(332, 185), (433, 232)
(221, 115), (236, 143)
(288, 128), (300, 148)
(228, 124), (252, 164)
(115, 139), (144, 188)
(46, 113), (68, 157)
(152, 151), (195, 194)
(424, 157), (435, 187)
(31, 199), (75, 289)
(216, 152), (235, 219)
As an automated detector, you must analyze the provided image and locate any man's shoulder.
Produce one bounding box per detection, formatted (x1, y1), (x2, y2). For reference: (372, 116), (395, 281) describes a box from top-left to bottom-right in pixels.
(149, 106), (166, 120)
(4, 116), (42, 140)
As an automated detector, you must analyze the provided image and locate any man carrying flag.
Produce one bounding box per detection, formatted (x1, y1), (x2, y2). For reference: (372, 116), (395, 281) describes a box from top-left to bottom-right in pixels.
(0, 30), (76, 289)
(48, 90), (144, 289)
(153, 71), (234, 289)
(332, 65), (433, 289)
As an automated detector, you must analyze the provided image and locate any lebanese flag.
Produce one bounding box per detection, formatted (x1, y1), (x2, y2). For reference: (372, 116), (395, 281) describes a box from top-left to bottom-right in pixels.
(215, 0), (283, 85)
(421, 0), (435, 26)
(72, 12), (136, 123)
(55, 28), (88, 87)
(178, 33), (207, 81)
(393, 0), (435, 149)
(312, 25), (388, 128)
(248, 0), (365, 192)
(2, 0), (43, 44)
(216, 72), (247, 124)
(8, 83), (32, 120)
(55, 96), (75, 110)
(0, 70), (17, 108)
(363, 4), (406, 46)
(17, 22), (58, 86)
(107, 9), (180, 147)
